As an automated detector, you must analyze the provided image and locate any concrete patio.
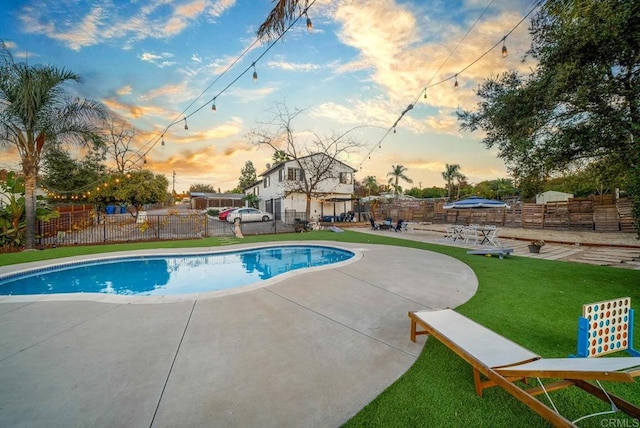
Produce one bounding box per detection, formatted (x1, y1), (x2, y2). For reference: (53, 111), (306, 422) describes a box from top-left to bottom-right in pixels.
(0, 241), (477, 428)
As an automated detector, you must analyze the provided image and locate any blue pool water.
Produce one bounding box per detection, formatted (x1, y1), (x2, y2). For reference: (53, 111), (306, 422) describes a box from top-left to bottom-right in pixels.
(0, 245), (354, 296)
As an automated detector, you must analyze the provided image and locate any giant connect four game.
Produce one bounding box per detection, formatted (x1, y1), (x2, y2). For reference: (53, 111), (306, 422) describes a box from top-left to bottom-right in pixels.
(574, 297), (640, 358)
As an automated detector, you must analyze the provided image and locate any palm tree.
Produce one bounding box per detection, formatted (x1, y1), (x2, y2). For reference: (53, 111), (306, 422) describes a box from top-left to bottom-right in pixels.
(257, 0), (305, 40)
(442, 163), (461, 200)
(0, 44), (106, 249)
(455, 173), (468, 200)
(386, 165), (413, 199)
(363, 175), (378, 197)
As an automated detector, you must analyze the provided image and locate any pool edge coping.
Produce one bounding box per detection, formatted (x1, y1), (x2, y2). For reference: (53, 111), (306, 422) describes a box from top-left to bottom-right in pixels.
(0, 241), (364, 304)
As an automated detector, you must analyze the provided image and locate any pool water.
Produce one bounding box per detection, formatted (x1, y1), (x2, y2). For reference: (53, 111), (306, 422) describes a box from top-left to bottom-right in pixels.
(0, 245), (354, 296)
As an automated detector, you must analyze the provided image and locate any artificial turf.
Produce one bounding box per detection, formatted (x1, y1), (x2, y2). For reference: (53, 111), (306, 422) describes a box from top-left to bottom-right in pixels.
(1, 230), (638, 427)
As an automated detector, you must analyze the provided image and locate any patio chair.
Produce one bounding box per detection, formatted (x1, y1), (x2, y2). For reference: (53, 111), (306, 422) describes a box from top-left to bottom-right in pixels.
(463, 224), (482, 245)
(484, 227), (502, 247)
(393, 219), (405, 232)
(445, 224), (456, 240)
(408, 309), (640, 427)
(369, 217), (380, 230)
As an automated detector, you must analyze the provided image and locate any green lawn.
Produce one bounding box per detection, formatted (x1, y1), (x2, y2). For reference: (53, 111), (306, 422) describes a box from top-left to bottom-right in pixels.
(1, 230), (639, 427)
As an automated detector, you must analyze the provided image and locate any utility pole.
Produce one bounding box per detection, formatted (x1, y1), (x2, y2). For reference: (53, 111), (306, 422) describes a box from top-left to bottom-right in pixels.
(172, 170), (176, 194)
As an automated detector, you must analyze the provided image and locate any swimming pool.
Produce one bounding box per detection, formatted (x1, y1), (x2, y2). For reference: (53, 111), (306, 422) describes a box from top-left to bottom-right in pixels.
(0, 245), (355, 297)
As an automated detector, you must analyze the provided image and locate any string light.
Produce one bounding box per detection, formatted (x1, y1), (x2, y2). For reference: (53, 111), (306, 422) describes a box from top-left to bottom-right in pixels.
(355, 1), (543, 175)
(117, 0), (320, 176)
(183, 117), (188, 130)
(161, 135), (165, 146)
(305, 11), (312, 32)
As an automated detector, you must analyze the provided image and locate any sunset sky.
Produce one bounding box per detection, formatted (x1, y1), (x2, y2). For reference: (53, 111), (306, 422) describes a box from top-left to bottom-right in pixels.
(1, 0), (538, 194)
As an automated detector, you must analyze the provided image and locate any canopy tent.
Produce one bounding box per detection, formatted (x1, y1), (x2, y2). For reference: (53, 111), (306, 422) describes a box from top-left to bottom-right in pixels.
(443, 197), (510, 209)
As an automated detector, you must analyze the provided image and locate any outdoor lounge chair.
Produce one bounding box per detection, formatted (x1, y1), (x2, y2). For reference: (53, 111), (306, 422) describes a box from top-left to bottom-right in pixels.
(393, 219), (406, 232)
(408, 309), (640, 427)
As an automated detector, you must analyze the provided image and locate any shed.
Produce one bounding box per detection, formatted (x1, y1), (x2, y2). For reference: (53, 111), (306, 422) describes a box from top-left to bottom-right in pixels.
(535, 191), (574, 204)
(189, 192), (245, 210)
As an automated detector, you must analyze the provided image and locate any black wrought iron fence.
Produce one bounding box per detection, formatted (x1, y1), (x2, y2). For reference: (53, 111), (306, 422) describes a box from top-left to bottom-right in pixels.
(33, 211), (308, 247)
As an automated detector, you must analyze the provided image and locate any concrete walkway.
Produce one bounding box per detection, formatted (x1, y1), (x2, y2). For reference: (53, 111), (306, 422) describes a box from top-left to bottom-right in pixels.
(0, 241), (477, 428)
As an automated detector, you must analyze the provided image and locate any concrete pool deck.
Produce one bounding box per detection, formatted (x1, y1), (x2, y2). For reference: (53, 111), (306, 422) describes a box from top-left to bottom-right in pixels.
(0, 241), (477, 428)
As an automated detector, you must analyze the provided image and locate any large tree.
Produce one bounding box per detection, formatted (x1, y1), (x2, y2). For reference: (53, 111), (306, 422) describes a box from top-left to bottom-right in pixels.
(41, 143), (107, 200)
(103, 114), (138, 174)
(0, 44), (106, 249)
(387, 165), (413, 198)
(458, 0), (640, 231)
(87, 170), (168, 218)
(238, 160), (257, 190)
(248, 100), (362, 218)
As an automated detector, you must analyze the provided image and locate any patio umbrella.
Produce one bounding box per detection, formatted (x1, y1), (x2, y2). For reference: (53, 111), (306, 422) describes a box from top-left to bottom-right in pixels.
(443, 196), (510, 209)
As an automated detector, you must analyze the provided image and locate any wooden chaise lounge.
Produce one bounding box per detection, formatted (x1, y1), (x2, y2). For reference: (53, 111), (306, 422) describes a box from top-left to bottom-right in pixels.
(409, 309), (640, 427)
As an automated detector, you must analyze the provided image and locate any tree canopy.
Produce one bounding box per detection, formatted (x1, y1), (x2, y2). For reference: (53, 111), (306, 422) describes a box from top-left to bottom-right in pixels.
(457, 0), (640, 230)
(238, 161), (257, 190)
(88, 170), (168, 217)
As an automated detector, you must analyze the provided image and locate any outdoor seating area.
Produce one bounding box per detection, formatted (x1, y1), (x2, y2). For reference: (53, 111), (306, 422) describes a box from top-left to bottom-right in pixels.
(371, 218), (408, 232)
(445, 224), (502, 247)
(409, 309), (640, 427)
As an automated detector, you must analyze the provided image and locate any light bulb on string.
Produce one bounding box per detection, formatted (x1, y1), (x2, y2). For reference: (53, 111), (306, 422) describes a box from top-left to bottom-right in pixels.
(305, 12), (312, 32)
(184, 117), (189, 130)
(423, 88), (427, 99)
(454, 75), (459, 89)
(143, 155), (147, 165)
(211, 98), (216, 111)
(501, 38), (508, 58)
(252, 63), (258, 82)
(161, 135), (165, 146)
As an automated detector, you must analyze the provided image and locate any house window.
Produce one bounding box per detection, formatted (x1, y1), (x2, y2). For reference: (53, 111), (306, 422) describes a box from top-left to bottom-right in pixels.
(263, 176), (270, 188)
(339, 172), (352, 184)
(253, 187), (259, 196)
(278, 169), (284, 182)
(287, 167), (303, 181)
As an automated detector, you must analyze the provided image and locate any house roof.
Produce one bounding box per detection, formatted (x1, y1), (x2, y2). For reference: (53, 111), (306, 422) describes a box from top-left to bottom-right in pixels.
(189, 192), (244, 200)
(258, 153), (356, 177)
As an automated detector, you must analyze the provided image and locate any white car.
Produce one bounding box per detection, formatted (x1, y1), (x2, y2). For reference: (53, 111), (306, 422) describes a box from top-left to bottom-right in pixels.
(226, 208), (273, 223)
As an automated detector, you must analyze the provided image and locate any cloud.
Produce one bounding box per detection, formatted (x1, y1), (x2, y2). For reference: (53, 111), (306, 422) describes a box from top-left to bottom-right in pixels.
(318, 0), (534, 140)
(138, 51), (176, 67)
(116, 85), (133, 96)
(227, 86), (277, 103)
(266, 60), (321, 72)
(138, 82), (188, 101)
(18, 0), (237, 51)
(103, 98), (175, 120)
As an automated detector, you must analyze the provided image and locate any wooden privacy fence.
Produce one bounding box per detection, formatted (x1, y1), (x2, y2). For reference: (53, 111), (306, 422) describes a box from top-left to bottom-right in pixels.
(372, 196), (637, 233)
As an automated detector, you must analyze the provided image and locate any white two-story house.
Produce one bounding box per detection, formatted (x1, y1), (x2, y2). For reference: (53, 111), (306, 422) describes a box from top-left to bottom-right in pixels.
(245, 153), (356, 222)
